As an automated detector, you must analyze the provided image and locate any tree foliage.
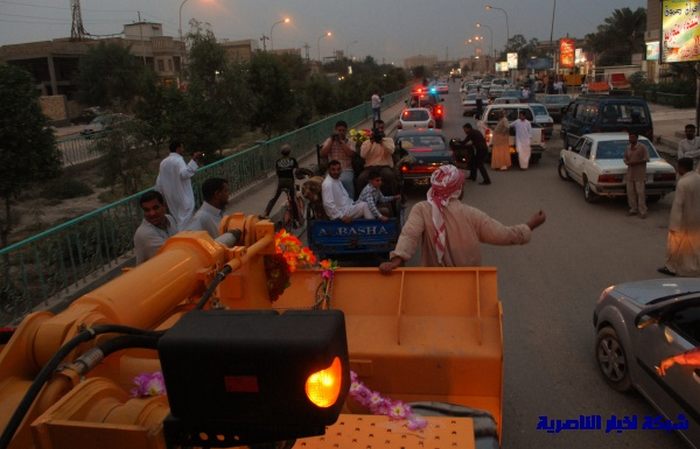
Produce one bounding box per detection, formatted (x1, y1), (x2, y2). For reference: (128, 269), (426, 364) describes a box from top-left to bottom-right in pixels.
(78, 41), (143, 108)
(92, 120), (151, 195)
(0, 64), (60, 247)
(249, 52), (296, 138)
(584, 7), (646, 66)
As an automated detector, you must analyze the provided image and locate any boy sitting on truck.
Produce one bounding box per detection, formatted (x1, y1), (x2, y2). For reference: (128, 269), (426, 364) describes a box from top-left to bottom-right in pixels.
(358, 168), (401, 222)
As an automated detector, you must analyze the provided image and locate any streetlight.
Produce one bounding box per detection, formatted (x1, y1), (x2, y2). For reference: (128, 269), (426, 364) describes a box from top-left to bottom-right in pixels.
(270, 17), (291, 51)
(345, 40), (358, 59)
(476, 23), (494, 58)
(485, 4), (509, 44)
(178, 0), (191, 41)
(317, 31), (332, 62)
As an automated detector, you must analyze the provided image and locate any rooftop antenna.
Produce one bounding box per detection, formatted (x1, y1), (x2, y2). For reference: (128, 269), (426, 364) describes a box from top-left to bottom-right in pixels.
(70, 0), (87, 41)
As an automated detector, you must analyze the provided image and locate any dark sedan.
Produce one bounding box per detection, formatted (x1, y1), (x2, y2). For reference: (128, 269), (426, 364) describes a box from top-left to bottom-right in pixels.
(394, 128), (454, 186)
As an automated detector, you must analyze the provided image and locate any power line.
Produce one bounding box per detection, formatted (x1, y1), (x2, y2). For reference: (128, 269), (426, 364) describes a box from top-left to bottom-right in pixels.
(0, 0), (137, 13)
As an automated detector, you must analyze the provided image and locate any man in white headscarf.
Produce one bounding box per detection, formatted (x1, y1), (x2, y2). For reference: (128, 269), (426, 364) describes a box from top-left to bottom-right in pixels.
(379, 165), (546, 271)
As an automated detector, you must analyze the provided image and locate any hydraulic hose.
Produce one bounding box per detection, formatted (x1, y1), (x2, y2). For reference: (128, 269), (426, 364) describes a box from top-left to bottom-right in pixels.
(0, 324), (164, 449)
(194, 264), (233, 310)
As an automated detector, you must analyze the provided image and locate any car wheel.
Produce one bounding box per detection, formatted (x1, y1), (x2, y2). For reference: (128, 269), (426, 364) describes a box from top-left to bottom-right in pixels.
(558, 160), (570, 180)
(583, 177), (599, 203)
(595, 327), (632, 392)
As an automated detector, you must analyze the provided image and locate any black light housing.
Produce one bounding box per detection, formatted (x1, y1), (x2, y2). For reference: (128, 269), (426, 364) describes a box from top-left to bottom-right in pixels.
(158, 309), (349, 448)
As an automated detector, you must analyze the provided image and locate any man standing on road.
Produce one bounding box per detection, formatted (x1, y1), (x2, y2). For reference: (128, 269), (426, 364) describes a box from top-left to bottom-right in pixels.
(155, 141), (203, 229)
(133, 190), (177, 265)
(262, 145), (299, 219)
(510, 111), (532, 170)
(475, 87), (486, 119)
(379, 165), (546, 271)
(371, 90), (382, 125)
(322, 160), (374, 223)
(623, 132), (649, 218)
(658, 158), (700, 276)
(677, 124), (700, 169)
(320, 121), (356, 197)
(184, 177), (230, 239)
(462, 123), (491, 185)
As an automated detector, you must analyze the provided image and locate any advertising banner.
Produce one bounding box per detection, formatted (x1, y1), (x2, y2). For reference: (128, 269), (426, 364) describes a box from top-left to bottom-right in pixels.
(662, 0), (700, 62)
(646, 41), (660, 60)
(575, 48), (586, 65)
(498, 61), (509, 72)
(559, 38), (575, 68)
(507, 52), (518, 69)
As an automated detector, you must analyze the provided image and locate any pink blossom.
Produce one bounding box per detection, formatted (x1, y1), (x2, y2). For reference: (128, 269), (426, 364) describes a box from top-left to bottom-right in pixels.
(387, 400), (410, 420)
(131, 372), (166, 398)
(407, 416), (428, 431)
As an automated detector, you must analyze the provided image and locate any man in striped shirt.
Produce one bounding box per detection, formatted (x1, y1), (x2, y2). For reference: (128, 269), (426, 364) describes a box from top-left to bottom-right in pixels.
(357, 168), (400, 222)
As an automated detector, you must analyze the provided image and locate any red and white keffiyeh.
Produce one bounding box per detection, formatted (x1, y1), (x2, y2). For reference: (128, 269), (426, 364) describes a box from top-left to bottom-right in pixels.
(427, 165), (465, 265)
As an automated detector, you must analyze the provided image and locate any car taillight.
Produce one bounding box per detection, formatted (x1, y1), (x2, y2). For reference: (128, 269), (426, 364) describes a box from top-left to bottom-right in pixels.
(484, 128), (492, 144)
(400, 165), (409, 173)
(654, 172), (676, 182)
(429, 121), (434, 128)
(434, 106), (443, 117)
(598, 174), (623, 183)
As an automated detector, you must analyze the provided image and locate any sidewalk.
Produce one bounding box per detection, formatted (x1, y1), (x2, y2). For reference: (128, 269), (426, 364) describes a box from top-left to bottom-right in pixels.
(224, 100), (406, 218)
(649, 102), (695, 156)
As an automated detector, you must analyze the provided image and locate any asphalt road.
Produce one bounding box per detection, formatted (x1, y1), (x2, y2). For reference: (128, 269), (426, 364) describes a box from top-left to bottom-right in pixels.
(399, 86), (686, 449)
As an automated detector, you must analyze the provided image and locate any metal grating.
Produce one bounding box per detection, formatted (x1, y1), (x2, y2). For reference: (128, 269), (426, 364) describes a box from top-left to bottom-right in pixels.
(294, 414), (476, 449)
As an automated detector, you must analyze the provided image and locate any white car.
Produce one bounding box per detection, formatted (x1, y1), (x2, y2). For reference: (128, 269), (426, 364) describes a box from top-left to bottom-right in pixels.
(528, 103), (554, 139)
(558, 133), (676, 203)
(436, 81), (449, 94)
(461, 93), (478, 116)
(480, 103), (546, 165)
(398, 107), (434, 129)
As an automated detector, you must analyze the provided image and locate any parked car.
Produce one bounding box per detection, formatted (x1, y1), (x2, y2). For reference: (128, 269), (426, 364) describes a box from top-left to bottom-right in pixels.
(398, 107), (434, 129)
(436, 81), (449, 94)
(528, 103), (554, 139)
(490, 78), (510, 88)
(501, 89), (522, 100)
(593, 278), (700, 449)
(394, 128), (454, 186)
(80, 113), (129, 137)
(487, 86), (505, 99)
(558, 133), (676, 203)
(480, 103), (546, 165)
(492, 96), (520, 105)
(561, 96), (653, 148)
(72, 107), (104, 125)
(537, 94), (572, 122)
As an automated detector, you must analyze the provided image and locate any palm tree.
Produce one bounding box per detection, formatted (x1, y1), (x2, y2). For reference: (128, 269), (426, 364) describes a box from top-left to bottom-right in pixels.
(585, 7), (646, 65)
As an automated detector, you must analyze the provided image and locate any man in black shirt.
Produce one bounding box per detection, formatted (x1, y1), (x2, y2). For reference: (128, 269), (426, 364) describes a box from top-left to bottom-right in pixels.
(463, 123), (491, 185)
(263, 144), (300, 218)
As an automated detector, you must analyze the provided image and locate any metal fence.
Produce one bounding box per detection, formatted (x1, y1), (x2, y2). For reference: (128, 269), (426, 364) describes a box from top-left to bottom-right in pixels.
(57, 135), (102, 167)
(0, 88), (409, 324)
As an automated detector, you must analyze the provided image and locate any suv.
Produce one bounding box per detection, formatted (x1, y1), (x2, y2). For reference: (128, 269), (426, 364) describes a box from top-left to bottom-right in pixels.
(560, 96), (652, 148)
(480, 103), (546, 164)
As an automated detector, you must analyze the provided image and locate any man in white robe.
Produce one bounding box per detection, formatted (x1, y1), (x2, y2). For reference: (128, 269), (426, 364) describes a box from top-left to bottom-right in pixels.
(510, 111), (532, 169)
(155, 141), (203, 229)
(658, 157), (700, 276)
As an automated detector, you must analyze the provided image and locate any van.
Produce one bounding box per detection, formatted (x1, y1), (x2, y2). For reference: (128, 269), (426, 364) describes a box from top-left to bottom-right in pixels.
(560, 96), (652, 148)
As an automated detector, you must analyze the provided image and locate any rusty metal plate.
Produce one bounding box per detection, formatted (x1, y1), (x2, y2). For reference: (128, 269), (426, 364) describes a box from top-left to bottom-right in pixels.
(294, 414), (476, 449)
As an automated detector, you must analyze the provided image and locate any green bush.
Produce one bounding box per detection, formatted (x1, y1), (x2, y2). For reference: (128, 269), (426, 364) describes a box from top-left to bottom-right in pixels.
(41, 178), (94, 199)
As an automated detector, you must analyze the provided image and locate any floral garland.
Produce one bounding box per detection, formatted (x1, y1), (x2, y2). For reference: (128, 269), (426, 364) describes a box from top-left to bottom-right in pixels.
(265, 230), (316, 302)
(349, 371), (427, 430)
(349, 128), (372, 146)
(131, 372), (166, 398)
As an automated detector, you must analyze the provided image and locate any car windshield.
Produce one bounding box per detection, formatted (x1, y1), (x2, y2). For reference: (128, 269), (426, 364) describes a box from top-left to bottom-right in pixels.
(486, 108), (534, 121)
(530, 105), (548, 116)
(465, 94), (477, 100)
(402, 110), (430, 121)
(595, 140), (659, 159)
(398, 135), (446, 150)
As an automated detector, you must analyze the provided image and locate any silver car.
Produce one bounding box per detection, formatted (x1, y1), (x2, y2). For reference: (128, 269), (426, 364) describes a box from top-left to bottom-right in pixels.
(558, 133), (676, 203)
(593, 278), (700, 448)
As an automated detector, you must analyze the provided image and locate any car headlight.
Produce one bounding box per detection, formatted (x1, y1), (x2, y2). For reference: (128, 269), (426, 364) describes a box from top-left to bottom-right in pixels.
(597, 285), (615, 305)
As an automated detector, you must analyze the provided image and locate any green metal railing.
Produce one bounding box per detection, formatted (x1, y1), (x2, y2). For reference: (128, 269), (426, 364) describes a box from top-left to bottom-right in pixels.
(0, 88), (409, 324)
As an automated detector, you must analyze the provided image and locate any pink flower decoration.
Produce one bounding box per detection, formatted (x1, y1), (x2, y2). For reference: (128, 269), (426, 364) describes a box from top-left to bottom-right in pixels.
(131, 372), (166, 398)
(407, 416), (428, 431)
(388, 400), (410, 420)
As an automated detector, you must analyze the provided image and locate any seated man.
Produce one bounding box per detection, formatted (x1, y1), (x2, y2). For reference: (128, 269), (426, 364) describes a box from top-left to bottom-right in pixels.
(358, 168), (401, 222)
(184, 177), (230, 238)
(322, 159), (374, 223)
(133, 190), (178, 265)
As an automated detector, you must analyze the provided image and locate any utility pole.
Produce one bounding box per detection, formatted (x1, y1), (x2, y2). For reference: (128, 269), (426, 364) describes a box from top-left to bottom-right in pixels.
(303, 43), (310, 61)
(260, 35), (269, 52)
(70, 0), (87, 41)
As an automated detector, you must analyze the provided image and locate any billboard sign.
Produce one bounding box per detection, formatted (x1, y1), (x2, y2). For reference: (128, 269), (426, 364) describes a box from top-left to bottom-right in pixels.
(662, 0), (700, 62)
(559, 38), (575, 68)
(507, 52), (518, 69)
(646, 41), (660, 60)
(575, 48), (586, 65)
(497, 61), (509, 72)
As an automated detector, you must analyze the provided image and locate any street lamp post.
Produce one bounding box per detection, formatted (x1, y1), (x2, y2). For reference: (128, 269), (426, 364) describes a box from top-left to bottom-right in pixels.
(178, 0), (191, 41)
(476, 23), (494, 59)
(484, 4), (509, 45)
(317, 31), (332, 62)
(270, 17), (291, 51)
